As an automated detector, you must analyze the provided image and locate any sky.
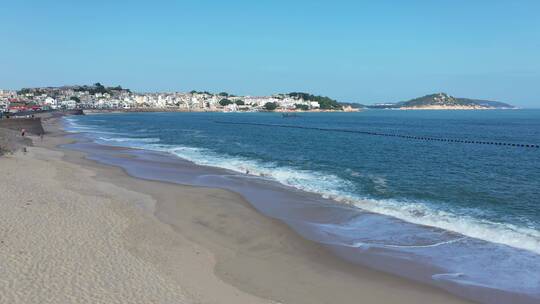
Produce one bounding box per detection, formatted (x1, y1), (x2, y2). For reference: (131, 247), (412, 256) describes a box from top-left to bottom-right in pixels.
(1, 0), (539, 107)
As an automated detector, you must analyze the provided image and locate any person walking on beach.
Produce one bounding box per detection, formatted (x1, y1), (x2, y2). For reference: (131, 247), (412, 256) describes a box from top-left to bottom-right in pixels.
(21, 129), (26, 137)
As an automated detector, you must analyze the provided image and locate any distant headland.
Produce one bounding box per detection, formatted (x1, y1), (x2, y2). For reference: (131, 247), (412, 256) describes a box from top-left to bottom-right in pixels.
(367, 93), (515, 110)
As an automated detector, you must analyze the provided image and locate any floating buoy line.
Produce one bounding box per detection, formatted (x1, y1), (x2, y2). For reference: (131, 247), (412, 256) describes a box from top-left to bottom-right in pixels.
(214, 121), (540, 149)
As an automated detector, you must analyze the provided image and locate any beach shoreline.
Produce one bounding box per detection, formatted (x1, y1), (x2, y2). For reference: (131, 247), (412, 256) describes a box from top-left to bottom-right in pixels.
(0, 117), (476, 304)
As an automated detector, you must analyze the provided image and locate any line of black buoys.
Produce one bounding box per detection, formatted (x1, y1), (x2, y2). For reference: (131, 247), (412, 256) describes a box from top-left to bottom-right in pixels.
(214, 121), (539, 149)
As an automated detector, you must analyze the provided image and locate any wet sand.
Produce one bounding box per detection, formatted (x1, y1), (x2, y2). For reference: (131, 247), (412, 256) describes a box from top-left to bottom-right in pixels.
(0, 117), (474, 304)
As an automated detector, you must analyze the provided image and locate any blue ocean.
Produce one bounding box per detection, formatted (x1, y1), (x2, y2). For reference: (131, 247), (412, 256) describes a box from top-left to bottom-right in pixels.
(65, 110), (540, 303)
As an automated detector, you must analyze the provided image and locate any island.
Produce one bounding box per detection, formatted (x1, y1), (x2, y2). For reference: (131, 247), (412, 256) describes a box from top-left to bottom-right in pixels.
(368, 93), (515, 110)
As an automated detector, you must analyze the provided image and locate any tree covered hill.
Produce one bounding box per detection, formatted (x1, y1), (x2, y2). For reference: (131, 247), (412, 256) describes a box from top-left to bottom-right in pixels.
(369, 93), (514, 109)
(287, 92), (342, 110)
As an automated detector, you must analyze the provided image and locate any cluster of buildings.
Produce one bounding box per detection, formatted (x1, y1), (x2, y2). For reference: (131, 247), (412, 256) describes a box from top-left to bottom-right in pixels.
(116, 92), (323, 112)
(1, 88), (82, 113)
(1, 85), (361, 114)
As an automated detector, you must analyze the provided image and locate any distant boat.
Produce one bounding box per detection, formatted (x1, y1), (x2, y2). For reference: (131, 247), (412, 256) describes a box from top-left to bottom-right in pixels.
(282, 113), (299, 118)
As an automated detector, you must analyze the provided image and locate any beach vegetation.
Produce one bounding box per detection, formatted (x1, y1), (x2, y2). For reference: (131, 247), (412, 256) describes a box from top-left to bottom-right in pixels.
(17, 88), (32, 95)
(264, 102), (278, 111)
(70, 96), (81, 103)
(288, 92), (342, 110)
(295, 103), (309, 111)
(219, 98), (233, 106)
(190, 90), (212, 95)
(72, 83), (130, 95)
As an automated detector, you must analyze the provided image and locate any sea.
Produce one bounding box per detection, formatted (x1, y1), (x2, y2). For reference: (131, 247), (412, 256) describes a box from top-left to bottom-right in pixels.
(64, 109), (540, 304)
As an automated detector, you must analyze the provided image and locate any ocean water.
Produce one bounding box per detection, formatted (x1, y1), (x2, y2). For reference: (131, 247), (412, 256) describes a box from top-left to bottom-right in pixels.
(65, 110), (540, 303)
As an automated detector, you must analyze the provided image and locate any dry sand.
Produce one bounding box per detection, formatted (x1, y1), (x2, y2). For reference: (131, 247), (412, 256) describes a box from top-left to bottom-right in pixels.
(0, 120), (474, 304)
(0, 127), (31, 155)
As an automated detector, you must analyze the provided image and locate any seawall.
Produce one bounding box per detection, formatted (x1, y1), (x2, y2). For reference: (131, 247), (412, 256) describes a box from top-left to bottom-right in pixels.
(0, 118), (45, 135)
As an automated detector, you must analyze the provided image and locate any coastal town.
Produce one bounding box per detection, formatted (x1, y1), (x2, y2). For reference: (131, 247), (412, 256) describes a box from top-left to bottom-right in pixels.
(0, 84), (515, 115)
(0, 83), (358, 114)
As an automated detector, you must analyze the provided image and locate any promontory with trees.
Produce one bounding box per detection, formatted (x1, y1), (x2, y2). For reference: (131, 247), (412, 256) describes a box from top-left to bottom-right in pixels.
(367, 93), (515, 110)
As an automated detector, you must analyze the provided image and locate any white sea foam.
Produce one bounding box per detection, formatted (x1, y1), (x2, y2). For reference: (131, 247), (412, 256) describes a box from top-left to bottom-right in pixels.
(64, 118), (147, 144)
(161, 145), (355, 195)
(63, 118), (119, 135)
(64, 116), (540, 255)
(98, 137), (160, 143)
(342, 197), (540, 254)
(150, 143), (540, 255)
(65, 125), (99, 133)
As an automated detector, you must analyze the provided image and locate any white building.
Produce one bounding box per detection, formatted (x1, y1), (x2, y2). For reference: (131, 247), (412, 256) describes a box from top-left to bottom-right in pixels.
(0, 90), (16, 98)
(224, 103), (239, 112)
(43, 97), (58, 108)
(61, 99), (77, 109)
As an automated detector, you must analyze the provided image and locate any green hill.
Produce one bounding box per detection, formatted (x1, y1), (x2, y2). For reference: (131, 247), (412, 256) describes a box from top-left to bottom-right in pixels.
(369, 93), (514, 109)
(287, 92), (342, 110)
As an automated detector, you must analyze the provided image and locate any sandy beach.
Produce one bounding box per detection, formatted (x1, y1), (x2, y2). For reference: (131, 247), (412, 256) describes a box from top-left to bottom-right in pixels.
(0, 119), (474, 304)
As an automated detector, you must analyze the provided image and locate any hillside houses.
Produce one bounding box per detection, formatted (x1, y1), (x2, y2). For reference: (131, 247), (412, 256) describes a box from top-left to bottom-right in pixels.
(1, 84), (347, 113)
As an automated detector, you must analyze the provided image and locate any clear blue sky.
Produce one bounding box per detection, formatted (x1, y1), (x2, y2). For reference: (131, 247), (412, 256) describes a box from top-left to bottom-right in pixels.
(1, 0), (539, 107)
